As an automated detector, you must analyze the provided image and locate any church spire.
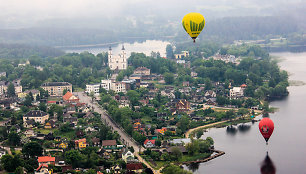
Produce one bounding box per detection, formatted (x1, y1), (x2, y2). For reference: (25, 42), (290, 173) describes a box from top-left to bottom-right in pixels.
(122, 45), (125, 50)
(109, 46), (112, 50)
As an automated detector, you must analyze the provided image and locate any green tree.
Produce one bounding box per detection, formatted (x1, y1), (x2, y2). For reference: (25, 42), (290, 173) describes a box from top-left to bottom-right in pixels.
(162, 164), (192, 174)
(170, 147), (183, 161)
(39, 102), (47, 112)
(196, 129), (203, 139)
(23, 94), (33, 106)
(14, 166), (24, 174)
(7, 83), (15, 97)
(126, 90), (140, 106)
(8, 131), (20, 146)
(63, 89), (68, 95)
(65, 150), (84, 168)
(164, 73), (174, 84)
(199, 140), (210, 153)
(161, 152), (171, 161)
(0, 154), (22, 172)
(22, 142), (43, 158)
(166, 44), (174, 59)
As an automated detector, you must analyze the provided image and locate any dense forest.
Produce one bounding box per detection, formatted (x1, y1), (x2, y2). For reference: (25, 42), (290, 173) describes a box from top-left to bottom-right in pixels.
(0, 43), (64, 59)
(0, 15), (304, 46)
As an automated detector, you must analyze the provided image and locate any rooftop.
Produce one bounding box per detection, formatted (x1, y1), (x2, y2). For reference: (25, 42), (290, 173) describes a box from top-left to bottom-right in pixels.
(24, 110), (48, 117)
(41, 82), (72, 87)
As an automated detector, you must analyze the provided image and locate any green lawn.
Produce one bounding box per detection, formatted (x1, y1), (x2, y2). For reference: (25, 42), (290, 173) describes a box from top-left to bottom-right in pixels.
(35, 128), (56, 134)
(179, 153), (211, 162)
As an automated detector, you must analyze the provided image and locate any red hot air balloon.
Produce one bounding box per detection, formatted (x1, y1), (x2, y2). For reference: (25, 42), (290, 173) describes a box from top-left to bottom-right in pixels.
(259, 118), (274, 145)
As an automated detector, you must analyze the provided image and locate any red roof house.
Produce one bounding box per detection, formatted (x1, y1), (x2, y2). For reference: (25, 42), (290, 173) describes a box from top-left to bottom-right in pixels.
(63, 91), (79, 102)
(144, 139), (155, 148)
(126, 163), (143, 172)
(38, 156), (55, 165)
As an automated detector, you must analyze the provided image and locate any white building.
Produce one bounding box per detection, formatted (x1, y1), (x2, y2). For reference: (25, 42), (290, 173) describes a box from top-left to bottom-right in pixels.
(0, 81), (23, 96)
(230, 87), (244, 99)
(108, 45), (128, 70)
(85, 83), (101, 95)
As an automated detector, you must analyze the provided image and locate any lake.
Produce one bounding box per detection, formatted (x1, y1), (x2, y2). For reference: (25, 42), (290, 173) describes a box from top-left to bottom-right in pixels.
(64, 40), (170, 58)
(187, 52), (306, 174)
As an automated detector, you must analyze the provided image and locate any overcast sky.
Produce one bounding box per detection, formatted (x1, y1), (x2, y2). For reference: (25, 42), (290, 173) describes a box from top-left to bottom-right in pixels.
(0, 0), (304, 28)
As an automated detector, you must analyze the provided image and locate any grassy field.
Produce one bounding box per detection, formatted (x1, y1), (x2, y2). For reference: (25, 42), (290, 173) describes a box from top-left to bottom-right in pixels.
(179, 153), (211, 162)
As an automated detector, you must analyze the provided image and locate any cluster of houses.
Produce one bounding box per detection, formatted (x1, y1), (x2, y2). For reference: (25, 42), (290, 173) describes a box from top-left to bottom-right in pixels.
(212, 54), (241, 64)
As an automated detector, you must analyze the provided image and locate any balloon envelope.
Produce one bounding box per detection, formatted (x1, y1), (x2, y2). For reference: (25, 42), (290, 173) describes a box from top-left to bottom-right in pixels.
(259, 117), (274, 143)
(182, 13), (205, 42)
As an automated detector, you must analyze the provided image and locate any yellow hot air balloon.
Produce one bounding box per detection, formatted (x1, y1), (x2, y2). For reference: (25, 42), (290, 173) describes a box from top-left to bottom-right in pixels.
(182, 13), (205, 42)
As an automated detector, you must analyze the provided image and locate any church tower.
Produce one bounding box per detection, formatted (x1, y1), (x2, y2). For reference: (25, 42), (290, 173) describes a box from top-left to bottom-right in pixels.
(108, 46), (112, 68)
(121, 45), (127, 70)
(107, 45), (128, 70)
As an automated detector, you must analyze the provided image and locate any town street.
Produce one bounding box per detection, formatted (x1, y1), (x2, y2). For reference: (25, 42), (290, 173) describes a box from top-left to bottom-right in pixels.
(75, 92), (160, 174)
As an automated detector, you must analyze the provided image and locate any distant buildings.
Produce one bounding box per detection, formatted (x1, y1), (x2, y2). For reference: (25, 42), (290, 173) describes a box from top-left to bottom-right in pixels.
(108, 45), (128, 70)
(175, 51), (189, 59)
(229, 87), (244, 99)
(0, 72), (6, 77)
(41, 82), (72, 96)
(134, 67), (150, 76)
(0, 81), (22, 96)
(85, 83), (101, 95)
(23, 110), (49, 125)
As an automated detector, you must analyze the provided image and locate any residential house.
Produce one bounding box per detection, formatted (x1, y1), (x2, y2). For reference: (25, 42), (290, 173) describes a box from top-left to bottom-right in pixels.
(155, 128), (167, 135)
(58, 142), (68, 149)
(85, 126), (96, 133)
(0, 81), (23, 96)
(75, 138), (87, 149)
(122, 149), (135, 163)
(35, 164), (49, 174)
(76, 130), (85, 138)
(102, 140), (117, 150)
(38, 156), (55, 165)
(24, 129), (36, 137)
(143, 139), (155, 148)
(134, 67), (150, 75)
(23, 110), (49, 125)
(44, 120), (56, 129)
(63, 114), (78, 125)
(126, 163), (143, 173)
(41, 82), (72, 97)
(174, 51), (189, 59)
(63, 91), (79, 103)
(0, 148), (6, 158)
(0, 72), (6, 77)
(18, 89), (40, 101)
(182, 81), (190, 87)
(176, 99), (190, 112)
(111, 164), (121, 174)
(168, 138), (191, 146)
(92, 137), (101, 147)
(205, 90), (217, 98)
(230, 87), (244, 99)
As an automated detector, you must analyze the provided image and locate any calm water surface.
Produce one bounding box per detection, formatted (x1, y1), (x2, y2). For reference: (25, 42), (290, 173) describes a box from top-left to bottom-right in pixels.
(64, 40), (170, 57)
(189, 52), (306, 174)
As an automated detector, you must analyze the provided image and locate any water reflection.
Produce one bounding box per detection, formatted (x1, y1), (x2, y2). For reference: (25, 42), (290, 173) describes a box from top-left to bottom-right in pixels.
(260, 153), (276, 174)
(187, 162), (200, 172)
(237, 124), (251, 133)
(226, 125), (238, 135)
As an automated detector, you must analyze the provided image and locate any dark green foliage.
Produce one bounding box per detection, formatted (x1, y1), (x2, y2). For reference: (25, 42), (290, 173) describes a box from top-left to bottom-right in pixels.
(22, 142), (43, 158)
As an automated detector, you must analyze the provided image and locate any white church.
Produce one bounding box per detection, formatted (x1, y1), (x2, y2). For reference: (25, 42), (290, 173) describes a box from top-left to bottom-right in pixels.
(108, 45), (128, 70)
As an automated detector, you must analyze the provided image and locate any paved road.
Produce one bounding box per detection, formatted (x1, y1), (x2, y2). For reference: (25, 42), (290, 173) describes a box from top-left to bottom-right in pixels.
(75, 92), (143, 152)
(74, 92), (160, 173)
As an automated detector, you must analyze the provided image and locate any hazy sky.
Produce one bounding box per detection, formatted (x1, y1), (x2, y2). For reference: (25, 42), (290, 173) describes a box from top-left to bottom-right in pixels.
(0, 0), (304, 28)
